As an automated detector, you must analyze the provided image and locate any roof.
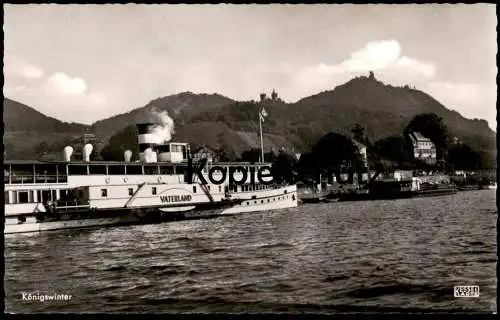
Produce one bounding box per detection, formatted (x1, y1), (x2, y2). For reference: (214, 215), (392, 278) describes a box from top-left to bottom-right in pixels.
(409, 131), (432, 142)
(4, 160), (188, 166)
(4, 160), (271, 167)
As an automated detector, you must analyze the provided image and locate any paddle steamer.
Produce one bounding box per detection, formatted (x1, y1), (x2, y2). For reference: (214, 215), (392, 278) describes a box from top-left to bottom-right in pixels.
(4, 123), (297, 234)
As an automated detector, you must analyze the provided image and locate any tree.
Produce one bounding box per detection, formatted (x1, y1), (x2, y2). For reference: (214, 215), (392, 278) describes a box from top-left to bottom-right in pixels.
(240, 148), (261, 163)
(35, 142), (49, 157)
(100, 125), (139, 161)
(297, 152), (319, 183)
(351, 123), (371, 147)
(446, 143), (483, 171)
(4, 137), (14, 159)
(311, 132), (362, 184)
(372, 135), (414, 166)
(405, 113), (449, 159)
(272, 151), (298, 184)
(264, 151), (277, 163)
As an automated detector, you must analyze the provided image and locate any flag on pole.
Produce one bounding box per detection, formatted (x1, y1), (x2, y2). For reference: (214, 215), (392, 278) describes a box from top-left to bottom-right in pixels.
(259, 107), (268, 122)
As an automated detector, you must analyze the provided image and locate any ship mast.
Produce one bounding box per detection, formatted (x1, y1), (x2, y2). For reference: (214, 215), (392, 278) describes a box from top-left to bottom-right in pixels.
(259, 108), (264, 163)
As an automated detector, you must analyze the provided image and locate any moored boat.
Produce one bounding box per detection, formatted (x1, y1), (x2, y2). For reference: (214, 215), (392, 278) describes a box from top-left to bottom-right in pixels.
(338, 178), (457, 202)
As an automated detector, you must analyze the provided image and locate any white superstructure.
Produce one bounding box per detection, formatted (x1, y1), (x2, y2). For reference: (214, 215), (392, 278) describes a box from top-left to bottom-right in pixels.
(4, 148), (297, 234)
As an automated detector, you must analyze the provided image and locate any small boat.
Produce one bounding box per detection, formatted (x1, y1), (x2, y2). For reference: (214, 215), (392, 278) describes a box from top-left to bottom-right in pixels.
(298, 185), (329, 204)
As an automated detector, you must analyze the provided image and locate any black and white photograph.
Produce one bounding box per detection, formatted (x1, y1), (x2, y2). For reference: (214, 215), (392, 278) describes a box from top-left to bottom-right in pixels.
(3, 3), (497, 314)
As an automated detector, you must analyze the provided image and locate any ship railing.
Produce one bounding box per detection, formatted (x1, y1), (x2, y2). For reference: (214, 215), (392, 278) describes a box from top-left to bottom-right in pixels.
(54, 200), (90, 212)
(7, 175), (68, 185)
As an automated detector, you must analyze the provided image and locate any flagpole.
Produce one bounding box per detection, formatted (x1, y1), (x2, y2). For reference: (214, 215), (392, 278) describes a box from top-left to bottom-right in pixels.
(259, 107), (265, 163)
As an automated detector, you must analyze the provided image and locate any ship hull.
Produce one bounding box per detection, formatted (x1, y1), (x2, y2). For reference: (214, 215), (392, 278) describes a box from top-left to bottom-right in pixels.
(4, 186), (298, 235)
(4, 201), (238, 235)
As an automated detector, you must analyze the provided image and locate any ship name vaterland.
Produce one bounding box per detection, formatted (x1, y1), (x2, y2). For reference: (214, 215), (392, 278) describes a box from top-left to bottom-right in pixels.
(4, 122), (298, 234)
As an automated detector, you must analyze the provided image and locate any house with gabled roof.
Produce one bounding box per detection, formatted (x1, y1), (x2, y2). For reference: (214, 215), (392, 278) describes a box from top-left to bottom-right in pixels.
(407, 131), (437, 165)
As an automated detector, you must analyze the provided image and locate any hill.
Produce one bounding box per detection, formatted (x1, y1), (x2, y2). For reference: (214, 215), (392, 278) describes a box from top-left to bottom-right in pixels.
(191, 75), (496, 154)
(91, 92), (235, 139)
(3, 98), (90, 159)
(173, 122), (295, 156)
(3, 98), (88, 133)
(4, 74), (496, 165)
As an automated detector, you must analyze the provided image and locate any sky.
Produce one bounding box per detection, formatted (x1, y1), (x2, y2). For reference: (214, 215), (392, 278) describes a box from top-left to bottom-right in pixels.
(3, 4), (497, 130)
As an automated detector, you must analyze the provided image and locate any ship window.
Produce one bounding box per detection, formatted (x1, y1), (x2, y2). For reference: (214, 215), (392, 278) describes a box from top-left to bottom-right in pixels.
(218, 186), (222, 193)
(152, 187), (157, 195)
(11, 164), (34, 179)
(126, 165), (143, 175)
(193, 186), (197, 193)
(57, 164), (67, 177)
(160, 166), (174, 174)
(284, 190), (288, 194)
(233, 186), (237, 193)
(68, 165), (88, 175)
(108, 165), (126, 175)
(4, 191), (10, 204)
(40, 190), (51, 203)
(34, 164), (58, 183)
(128, 188), (133, 196)
(267, 199), (270, 202)
(254, 201), (257, 204)
(145, 165), (159, 175)
(101, 189), (108, 197)
(18, 191), (29, 204)
(89, 165), (107, 175)
(18, 216), (26, 224)
(246, 202), (249, 205)
(176, 167), (185, 175)
(261, 200), (264, 204)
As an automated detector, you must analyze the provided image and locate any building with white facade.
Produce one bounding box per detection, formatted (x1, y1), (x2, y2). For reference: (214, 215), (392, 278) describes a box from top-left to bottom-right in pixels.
(408, 131), (437, 165)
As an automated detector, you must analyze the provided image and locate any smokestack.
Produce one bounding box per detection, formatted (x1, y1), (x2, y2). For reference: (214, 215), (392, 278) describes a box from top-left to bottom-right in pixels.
(82, 144), (93, 162)
(63, 146), (73, 162)
(136, 123), (158, 162)
(124, 150), (132, 162)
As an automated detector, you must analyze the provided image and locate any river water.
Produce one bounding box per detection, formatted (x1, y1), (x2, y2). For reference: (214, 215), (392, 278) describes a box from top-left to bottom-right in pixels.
(5, 190), (497, 313)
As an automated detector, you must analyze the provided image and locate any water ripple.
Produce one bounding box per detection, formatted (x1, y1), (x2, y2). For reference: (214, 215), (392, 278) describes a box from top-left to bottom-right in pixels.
(4, 190), (497, 313)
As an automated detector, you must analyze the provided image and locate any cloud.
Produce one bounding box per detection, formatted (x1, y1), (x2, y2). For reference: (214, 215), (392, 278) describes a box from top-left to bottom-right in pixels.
(4, 67), (106, 124)
(4, 55), (45, 79)
(47, 72), (87, 94)
(316, 40), (436, 78)
(18, 65), (44, 78)
(425, 81), (496, 130)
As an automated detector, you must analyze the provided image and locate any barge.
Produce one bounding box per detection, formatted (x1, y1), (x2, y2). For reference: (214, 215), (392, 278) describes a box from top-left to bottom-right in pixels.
(338, 177), (457, 202)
